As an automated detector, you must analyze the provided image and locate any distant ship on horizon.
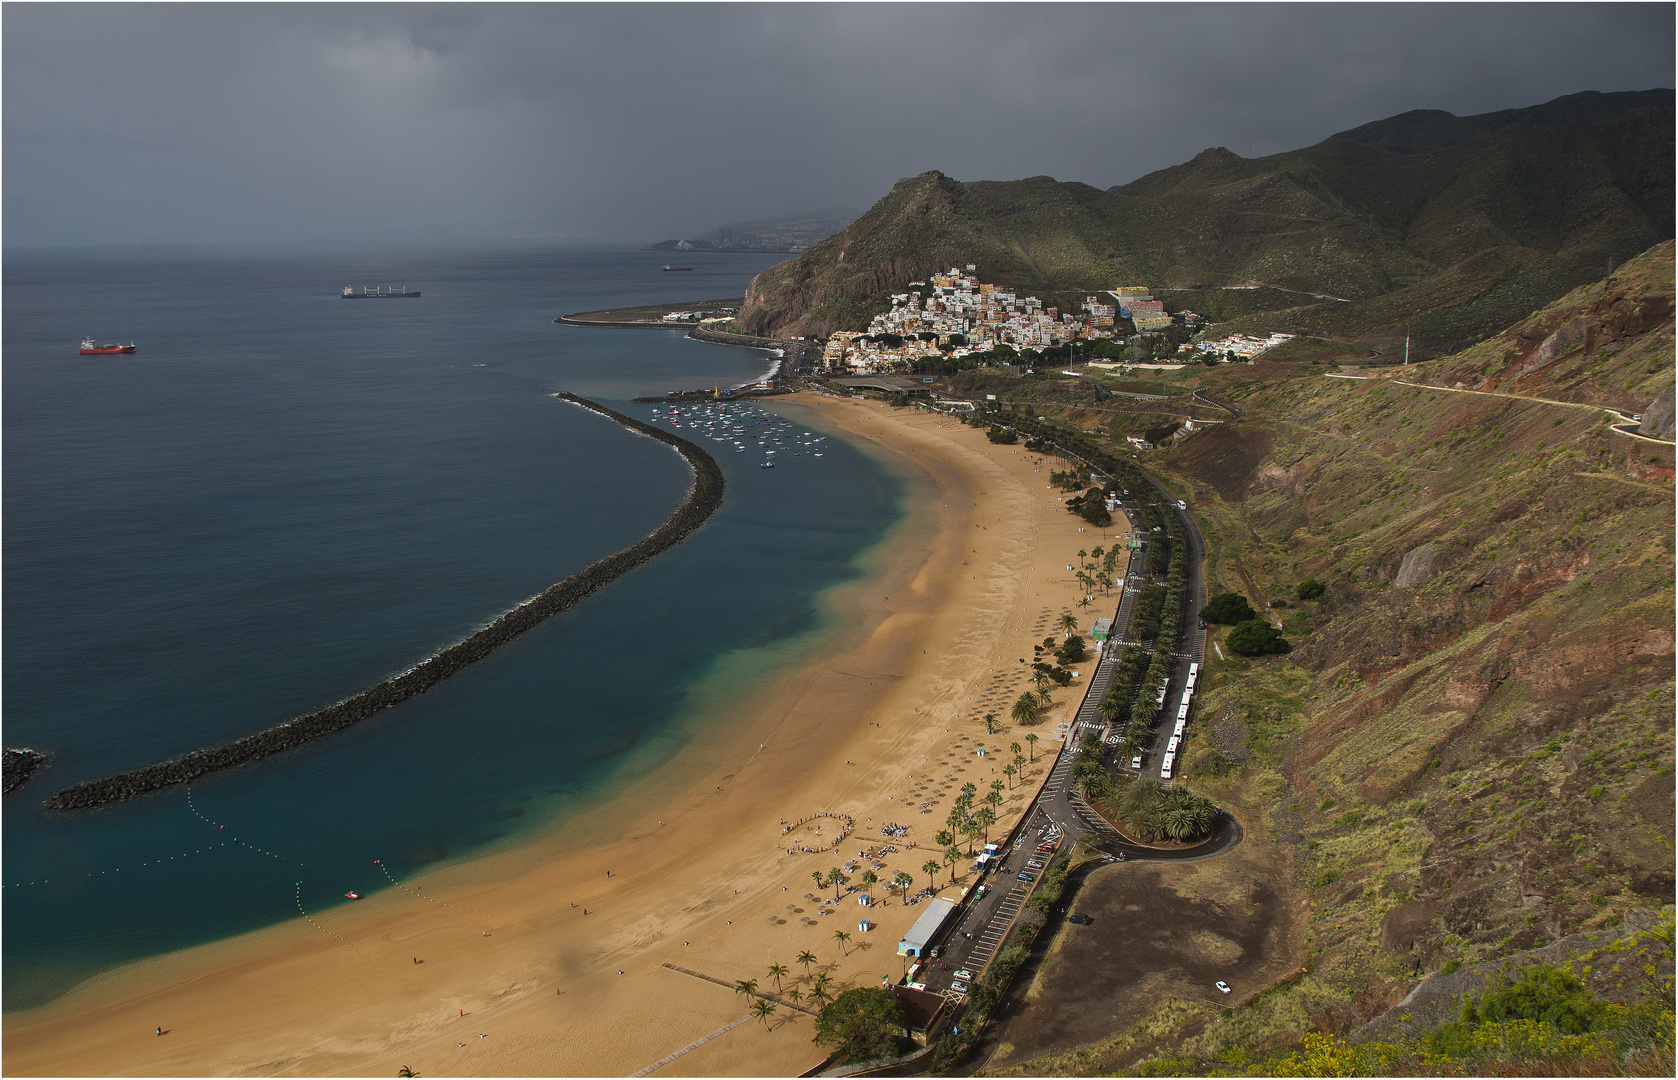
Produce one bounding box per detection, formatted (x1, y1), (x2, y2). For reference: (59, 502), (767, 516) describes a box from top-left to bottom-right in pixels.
(342, 285), (421, 298)
(79, 337), (136, 355)
(662, 264), (693, 272)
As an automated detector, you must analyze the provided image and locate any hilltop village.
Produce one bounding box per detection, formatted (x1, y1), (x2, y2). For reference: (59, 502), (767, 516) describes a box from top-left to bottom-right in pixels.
(821, 265), (1283, 374)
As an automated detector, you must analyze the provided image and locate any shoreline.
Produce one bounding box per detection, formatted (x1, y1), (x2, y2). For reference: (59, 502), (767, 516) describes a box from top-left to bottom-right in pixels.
(5, 394), (1136, 1077)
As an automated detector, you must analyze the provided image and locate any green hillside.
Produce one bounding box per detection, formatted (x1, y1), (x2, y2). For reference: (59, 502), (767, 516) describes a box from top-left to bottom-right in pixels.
(914, 250), (1675, 1074)
(740, 90), (1672, 358)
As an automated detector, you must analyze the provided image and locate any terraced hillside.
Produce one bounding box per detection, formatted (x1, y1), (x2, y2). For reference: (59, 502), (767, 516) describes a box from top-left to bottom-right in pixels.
(741, 89), (1672, 358)
(960, 248), (1674, 1074)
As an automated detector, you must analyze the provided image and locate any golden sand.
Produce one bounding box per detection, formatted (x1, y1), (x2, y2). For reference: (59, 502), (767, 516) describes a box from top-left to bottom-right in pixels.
(4, 394), (1134, 1077)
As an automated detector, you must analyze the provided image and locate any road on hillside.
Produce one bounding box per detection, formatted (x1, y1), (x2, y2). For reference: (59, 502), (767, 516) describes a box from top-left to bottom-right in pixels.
(911, 481), (1229, 1005)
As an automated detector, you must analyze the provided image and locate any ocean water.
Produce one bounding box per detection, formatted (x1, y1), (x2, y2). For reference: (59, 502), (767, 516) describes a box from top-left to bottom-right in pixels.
(2, 247), (905, 1010)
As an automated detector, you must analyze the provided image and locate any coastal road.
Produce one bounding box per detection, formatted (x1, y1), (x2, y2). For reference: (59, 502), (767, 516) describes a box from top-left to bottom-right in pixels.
(912, 486), (1226, 1001)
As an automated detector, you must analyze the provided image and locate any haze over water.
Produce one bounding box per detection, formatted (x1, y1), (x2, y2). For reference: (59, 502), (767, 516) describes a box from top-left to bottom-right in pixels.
(2, 248), (904, 1010)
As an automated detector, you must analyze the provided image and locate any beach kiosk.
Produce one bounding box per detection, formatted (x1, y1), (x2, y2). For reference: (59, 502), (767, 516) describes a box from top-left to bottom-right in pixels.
(896, 898), (956, 958)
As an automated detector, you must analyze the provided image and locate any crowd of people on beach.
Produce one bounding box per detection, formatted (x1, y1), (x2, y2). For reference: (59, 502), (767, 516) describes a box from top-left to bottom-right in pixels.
(780, 811), (855, 855)
(878, 822), (911, 838)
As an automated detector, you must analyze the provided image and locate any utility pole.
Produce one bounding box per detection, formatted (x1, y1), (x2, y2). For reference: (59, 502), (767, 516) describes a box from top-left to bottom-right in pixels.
(1404, 329), (1410, 366)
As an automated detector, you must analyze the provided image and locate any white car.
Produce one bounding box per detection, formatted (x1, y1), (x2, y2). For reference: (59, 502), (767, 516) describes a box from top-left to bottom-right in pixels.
(954, 969), (973, 981)
(1215, 980), (1232, 994)
(1130, 754), (1143, 769)
(951, 980), (970, 993)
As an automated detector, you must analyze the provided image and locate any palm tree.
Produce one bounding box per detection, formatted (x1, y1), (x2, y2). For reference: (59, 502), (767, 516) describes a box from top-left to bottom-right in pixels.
(750, 998), (777, 1029)
(808, 983), (832, 1008)
(943, 845), (962, 884)
(1014, 753), (1027, 772)
(811, 869), (825, 894)
(961, 819), (983, 854)
(796, 950), (818, 977)
(1011, 691), (1039, 725)
(984, 712), (998, 734)
(768, 962), (788, 993)
(922, 859), (942, 890)
(1059, 612), (1078, 635)
(860, 869), (878, 896)
(1004, 763), (1017, 788)
(828, 867), (848, 902)
(833, 929), (851, 956)
(893, 870), (913, 901)
(961, 782), (978, 800)
(734, 978), (759, 999)
(934, 829), (954, 849)
(1026, 733), (1039, 761)
(977, 807), (996, 844)
(1033, 671), (1054, 700)
(397, 1068), (417, 1078)
(784, 986), (803, 1005)
(812, 971), (831, 996)
(1010, 742), (1022, 761)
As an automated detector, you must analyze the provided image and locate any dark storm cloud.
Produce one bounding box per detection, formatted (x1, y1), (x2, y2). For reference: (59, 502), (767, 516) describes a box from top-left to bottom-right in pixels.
(4, 3), (1671, 249)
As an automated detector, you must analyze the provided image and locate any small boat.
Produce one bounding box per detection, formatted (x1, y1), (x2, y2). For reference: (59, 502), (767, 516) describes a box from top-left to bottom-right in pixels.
(760, 461), (774, 468)
(79, 337), (136, 355)
(662, 264), (693, 272)
(344, 891), (361, 899)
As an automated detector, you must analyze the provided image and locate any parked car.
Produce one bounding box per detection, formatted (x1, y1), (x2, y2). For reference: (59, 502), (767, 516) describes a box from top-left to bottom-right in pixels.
(1026, 859), (1044, 869)
(1067, 913), (1092, 925)
(1017, 871), (1037, 882)
(951, 980), (970, 993)
(955, 969), (974, 981)
(1215, 981), (1232, 994)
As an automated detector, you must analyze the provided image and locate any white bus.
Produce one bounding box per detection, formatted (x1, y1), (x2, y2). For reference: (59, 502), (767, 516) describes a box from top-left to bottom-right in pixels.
(1161, 753), (1175, 780)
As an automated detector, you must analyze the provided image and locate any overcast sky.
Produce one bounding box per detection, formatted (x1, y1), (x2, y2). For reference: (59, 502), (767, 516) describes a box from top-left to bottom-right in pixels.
(4, 3), (1672, 250)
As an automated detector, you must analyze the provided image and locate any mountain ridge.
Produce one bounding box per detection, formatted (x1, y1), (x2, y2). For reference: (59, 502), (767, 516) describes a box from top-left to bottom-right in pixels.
(739, 89), (1673, 357)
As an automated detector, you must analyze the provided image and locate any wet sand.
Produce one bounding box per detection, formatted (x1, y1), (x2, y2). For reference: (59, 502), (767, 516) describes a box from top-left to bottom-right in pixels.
(4, 394), (1134, 1077)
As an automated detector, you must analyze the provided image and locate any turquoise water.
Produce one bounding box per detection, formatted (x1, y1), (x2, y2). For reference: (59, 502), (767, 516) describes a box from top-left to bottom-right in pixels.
(2, 247), (905, 1010)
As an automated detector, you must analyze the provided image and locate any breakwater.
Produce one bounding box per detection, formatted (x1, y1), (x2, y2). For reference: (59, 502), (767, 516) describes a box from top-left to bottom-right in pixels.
(4, 748), (47, 795)
(45, 395), (725, 812)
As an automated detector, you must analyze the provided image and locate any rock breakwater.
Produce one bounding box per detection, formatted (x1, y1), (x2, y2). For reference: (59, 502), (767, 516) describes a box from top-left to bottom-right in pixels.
(45, 394), (724, 812)
(4, 748), (47, 795)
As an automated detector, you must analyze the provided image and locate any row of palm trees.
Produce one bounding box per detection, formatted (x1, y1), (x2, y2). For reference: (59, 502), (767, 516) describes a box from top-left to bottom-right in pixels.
(734, 949), (846, 1028)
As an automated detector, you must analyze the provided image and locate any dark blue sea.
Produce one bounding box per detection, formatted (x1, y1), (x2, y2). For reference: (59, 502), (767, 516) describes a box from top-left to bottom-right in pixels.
(2, 247), (904, 1010)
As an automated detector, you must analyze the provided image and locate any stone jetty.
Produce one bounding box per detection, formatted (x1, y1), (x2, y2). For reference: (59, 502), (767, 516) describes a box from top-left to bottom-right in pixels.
(45, 394), (724, 811)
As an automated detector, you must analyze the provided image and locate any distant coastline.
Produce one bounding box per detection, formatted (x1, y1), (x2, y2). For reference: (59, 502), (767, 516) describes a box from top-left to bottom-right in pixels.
(43, 395), (725, 811)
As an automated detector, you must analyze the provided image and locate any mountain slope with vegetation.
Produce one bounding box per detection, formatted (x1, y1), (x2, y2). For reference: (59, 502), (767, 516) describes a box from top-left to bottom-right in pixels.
(936, 247), (1674, 1074)
(741, 89), (1672, 358)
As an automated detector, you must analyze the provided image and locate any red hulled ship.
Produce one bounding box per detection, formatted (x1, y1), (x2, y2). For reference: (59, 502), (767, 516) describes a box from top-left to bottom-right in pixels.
(79, 337), (136, 355)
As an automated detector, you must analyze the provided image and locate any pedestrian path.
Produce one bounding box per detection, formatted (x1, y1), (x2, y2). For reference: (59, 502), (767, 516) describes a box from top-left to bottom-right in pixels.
(631, 1013), (755, 1077)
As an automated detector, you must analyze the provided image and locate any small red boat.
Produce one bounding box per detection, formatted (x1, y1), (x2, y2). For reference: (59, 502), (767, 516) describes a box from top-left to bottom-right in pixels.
(344, 891), (361, 900)
(80, 337), (136, 355)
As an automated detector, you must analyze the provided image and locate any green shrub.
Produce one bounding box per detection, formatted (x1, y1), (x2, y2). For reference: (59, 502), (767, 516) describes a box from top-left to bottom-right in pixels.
(1296, 578), (1327, 600)
(1200, 592), (1258, 624)
(1227, 619), (1291, 654)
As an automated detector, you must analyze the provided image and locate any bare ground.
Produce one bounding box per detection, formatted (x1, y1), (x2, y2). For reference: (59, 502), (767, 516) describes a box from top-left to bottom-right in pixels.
(978, 833), (1301, 1075)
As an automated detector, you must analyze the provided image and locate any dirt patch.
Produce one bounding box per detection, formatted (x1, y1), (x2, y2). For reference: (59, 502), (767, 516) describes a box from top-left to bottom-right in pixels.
(980, 838), (1300, 1073)
(1174, 421), (1277, 500)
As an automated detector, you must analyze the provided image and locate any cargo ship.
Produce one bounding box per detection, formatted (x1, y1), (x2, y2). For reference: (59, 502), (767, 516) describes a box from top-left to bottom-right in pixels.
(342, 286), (421, 298)
(79, 337), (136, 355)
(662, 264), (693, 272)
